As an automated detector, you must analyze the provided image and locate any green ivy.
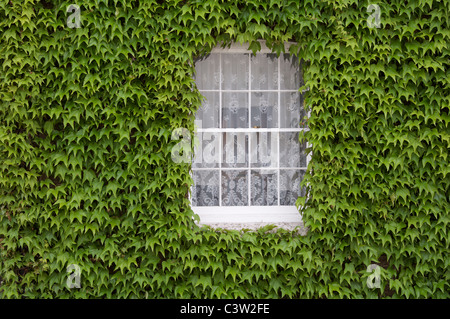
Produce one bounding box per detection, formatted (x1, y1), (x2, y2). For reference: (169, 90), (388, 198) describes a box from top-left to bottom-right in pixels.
(0, 0), (449, 299)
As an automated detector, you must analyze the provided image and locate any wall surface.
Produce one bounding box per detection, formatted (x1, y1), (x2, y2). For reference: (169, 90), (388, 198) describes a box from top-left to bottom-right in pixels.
(0, 0), (449, 298)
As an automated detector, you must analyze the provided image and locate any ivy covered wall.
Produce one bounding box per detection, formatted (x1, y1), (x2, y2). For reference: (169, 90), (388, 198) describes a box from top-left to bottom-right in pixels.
(0, 0), (448, 298)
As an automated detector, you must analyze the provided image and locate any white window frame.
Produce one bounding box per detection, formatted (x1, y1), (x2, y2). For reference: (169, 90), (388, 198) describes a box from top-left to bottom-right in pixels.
(191, 41), (311, 229)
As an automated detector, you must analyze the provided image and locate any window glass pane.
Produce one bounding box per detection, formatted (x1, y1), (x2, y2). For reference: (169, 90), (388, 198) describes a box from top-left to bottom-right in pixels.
(192, 132), (220, 168)
(194, 53), (220, 90)
(279, 169), (305, 205)
(222, 170), (248, 206)
(222, 92), (248, 128)
(250, 53), (278, 90)
(279, 132), (307, 167)
(222, 53), (249, 90)
(250, 132), (278, 168)
(280, 53), (301, 90)
(251, 169), (278, 206)
(251, 92), (277, 128)
(280, 92), (307, 128)
(222, 132), (248, 168)
(192, 170), (220, 206)
(196, 91), (220, 128)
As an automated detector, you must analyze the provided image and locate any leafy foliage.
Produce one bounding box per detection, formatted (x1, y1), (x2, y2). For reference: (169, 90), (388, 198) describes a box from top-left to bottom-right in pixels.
(0, 0), (449, 298)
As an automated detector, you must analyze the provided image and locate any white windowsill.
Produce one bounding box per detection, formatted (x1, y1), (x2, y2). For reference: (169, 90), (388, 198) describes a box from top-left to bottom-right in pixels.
(193, 206), (307, 233)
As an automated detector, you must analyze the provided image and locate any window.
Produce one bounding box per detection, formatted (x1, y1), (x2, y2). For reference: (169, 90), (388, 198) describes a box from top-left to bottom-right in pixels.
(191, 41), (309, 228)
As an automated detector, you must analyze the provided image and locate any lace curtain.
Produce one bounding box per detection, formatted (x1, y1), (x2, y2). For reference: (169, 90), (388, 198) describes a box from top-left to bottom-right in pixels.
(192, 51), (307, 207)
